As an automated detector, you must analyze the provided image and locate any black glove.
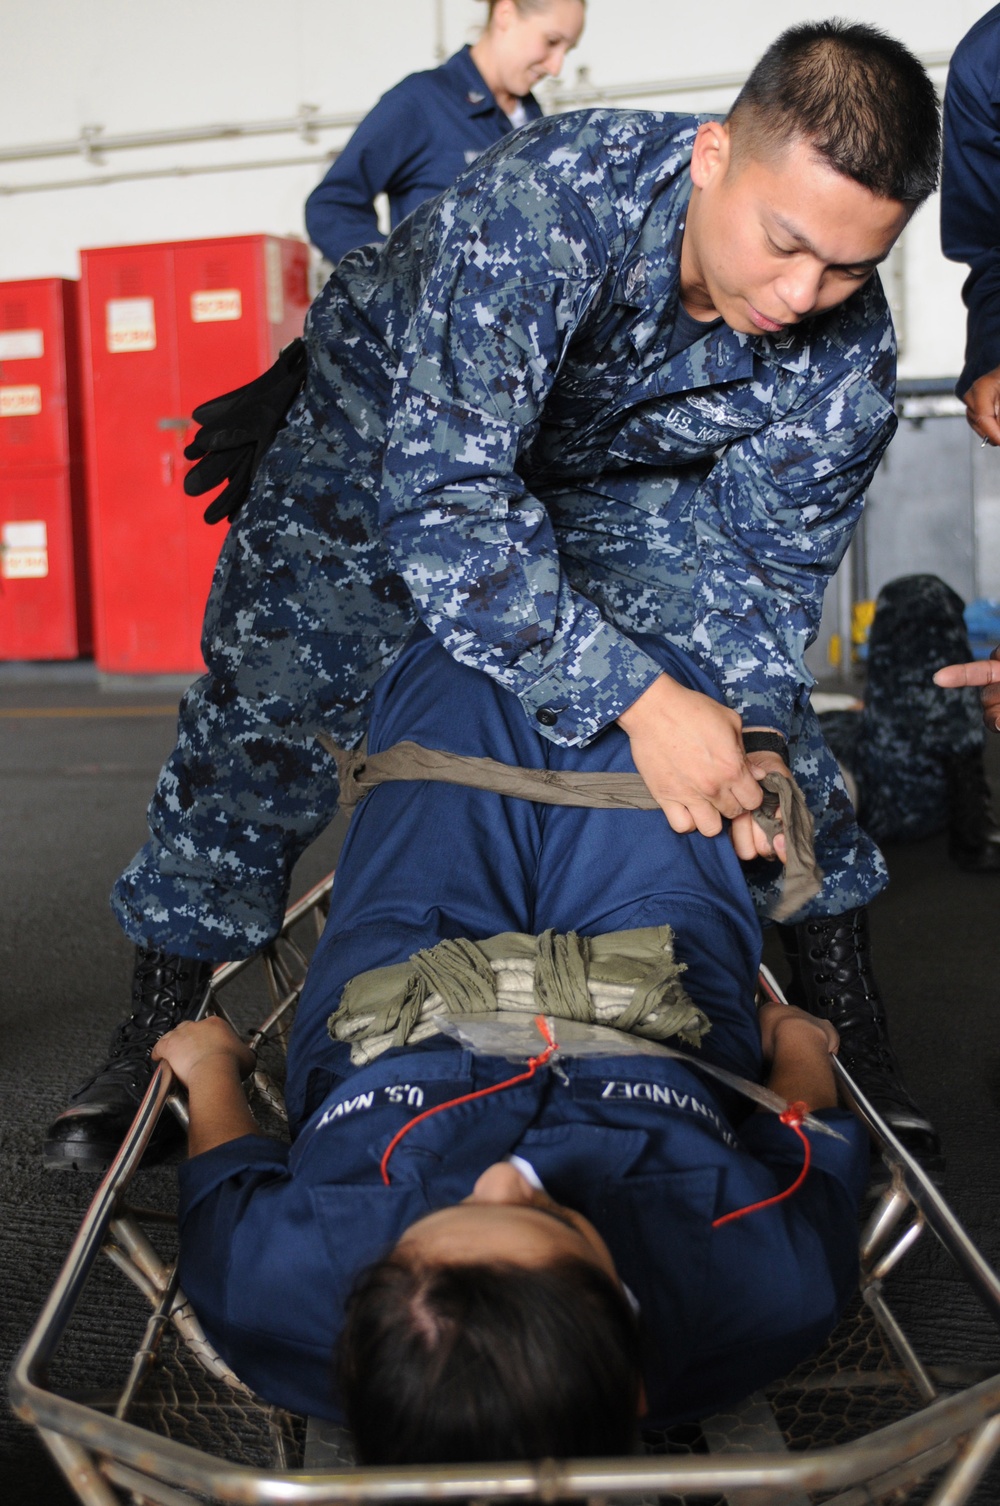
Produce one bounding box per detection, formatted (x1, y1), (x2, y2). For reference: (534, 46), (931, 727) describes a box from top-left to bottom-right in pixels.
(183, 337), (308, 524)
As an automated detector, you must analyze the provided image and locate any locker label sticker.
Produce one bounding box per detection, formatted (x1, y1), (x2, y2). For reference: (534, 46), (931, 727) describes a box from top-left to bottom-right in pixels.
(106, 298), (156, 353)
(2, 520), (48, 579)
(0, 328), (44, 360)
(191, 289), (242, 323)
(265, 239), (284, 325)
(0, 385), (42, 417)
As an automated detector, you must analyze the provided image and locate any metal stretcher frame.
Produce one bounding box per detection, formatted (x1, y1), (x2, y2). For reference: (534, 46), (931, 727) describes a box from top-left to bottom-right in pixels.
(11, 876), (1000, 1506)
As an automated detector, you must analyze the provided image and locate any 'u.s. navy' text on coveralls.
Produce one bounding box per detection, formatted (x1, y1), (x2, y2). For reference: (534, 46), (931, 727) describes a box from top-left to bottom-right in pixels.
(114, 110), (895, 960)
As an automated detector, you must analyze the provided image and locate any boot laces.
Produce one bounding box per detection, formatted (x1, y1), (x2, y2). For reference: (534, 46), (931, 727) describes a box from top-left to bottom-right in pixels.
(803, 920), (904, 1078)
(71, 954), (211, 1100)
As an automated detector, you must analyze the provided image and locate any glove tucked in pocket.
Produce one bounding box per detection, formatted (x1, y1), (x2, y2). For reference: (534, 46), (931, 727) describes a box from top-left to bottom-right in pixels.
(184, 337), (308, 524)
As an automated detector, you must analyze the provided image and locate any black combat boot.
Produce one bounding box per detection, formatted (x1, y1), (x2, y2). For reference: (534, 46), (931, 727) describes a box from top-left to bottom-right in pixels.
(946, 750), (1000, 872)
(44, 948), (213, 1171)
(778, 909), (943, 1171)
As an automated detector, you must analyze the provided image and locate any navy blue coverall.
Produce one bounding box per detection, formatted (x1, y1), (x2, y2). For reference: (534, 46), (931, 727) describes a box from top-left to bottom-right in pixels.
(305, 46), (541, 264)
(176, 632), (869, 1426)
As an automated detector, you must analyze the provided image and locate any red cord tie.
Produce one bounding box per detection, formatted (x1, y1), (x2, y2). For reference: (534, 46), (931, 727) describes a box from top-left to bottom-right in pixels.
(380, 1015), (558, 1186)
(379, 1024), (813, 1221)
(712, 1099), (812, 1228)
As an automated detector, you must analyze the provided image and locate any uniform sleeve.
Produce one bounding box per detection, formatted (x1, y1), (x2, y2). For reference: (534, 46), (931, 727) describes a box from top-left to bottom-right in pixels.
(176, 1139), (349, 1418)
(941, 18), (1000, 394)
(737, 1106), (870, 1207)
(380, 166), (664, 747)
(175, 1137), (294, 1366)
(175, 1141), (436, 1417)
(305, 81), (433, 264)
(666, 1108), (869, 1421)
(721, 1109), (869, 1360)
(730, 1106), (869, 1317)
(688, 292), (896, 734)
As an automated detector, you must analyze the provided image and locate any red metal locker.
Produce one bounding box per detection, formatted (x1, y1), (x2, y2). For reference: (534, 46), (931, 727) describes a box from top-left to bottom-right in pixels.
(0, 278), (91, 660)
(81, 235), (310, 675)
(0, 469), (88, 660)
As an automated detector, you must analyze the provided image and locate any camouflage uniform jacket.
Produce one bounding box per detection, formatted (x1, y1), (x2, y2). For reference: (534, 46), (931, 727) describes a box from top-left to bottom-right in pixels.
(302, 108), (897, 746)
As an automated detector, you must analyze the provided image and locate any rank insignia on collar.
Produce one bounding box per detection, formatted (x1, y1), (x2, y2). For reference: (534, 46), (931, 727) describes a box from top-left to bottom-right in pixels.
(625, 258), (647, 299)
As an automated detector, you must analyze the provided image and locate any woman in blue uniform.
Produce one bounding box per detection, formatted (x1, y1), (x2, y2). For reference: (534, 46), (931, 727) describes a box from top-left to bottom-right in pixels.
(153, 630), (869, 1463)
(305, 0), (586, 264)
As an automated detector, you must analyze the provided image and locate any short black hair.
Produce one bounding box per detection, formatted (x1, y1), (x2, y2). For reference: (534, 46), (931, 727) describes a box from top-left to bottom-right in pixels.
(727, 20), (940, 203)
(339, 1255), (642, 1464)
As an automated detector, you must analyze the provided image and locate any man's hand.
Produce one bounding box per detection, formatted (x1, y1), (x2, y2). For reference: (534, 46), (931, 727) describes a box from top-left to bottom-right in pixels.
(962, 366), (1000, 447)
(933, 646), (1000, 731)
(757, 1000), (838, 1064)
(618, 674), (765, 837)
(730, 751), (790, 864)
(152, 1018), (258, 1157)
(152, 1016), (256, 1088)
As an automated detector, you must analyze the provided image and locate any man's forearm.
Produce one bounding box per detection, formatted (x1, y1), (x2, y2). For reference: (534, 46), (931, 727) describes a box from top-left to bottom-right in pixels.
(765, 1016), (838, 1111)
(184, 1057), (259, 1158)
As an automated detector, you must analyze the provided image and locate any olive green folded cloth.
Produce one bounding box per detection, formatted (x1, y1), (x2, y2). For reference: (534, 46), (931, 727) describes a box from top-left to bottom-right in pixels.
(329, 925), (711, 1066)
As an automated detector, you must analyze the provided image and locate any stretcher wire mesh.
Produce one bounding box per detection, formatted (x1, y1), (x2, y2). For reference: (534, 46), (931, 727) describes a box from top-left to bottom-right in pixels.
(767, 1290), (924, 1449)
(640, 1293), (937, 1506)
(88, 1279), (967, 1500)
(24, 881), (332, 1492)
(118, 1314), (307, 1472)
(40, 1256), (947, 1485)
(12, 873), (1000, 1504)
(111, 879), (331, 1469)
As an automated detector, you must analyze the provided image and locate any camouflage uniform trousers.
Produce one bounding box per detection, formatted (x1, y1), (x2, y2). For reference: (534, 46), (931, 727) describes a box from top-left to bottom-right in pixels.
(112, 398), (416, 961)
(113, 452), (887, 961)
(820, 574), (985, 844)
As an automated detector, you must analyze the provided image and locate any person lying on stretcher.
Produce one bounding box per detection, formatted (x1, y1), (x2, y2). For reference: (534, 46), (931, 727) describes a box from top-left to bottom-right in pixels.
(153, 629), (870, 1464)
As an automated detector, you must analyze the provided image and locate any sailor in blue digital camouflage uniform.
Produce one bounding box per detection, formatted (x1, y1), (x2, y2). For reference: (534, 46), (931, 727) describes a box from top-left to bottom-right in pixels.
(306, 0), (585, 265)
(151, 628), (870, 1460)
(821, 574), (1000, 871)
(45, 21), (944, 1173)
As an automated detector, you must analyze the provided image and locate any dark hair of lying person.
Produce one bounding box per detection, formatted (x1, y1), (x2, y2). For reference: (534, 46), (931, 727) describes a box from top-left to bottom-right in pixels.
(727, 19), (941, 204)
(339, 1255), (643, 1465)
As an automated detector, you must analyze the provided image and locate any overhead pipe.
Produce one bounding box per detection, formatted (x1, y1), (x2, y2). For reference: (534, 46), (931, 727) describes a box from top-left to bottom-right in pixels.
(0, 104), (360, 166)
(0, 50), (952, 168)
(0, 49), (952, 196)
(0, 152), (335, 197)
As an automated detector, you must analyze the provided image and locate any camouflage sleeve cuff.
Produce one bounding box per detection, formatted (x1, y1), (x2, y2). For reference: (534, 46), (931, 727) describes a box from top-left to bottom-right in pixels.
(726, 690), (798, 747)
(516, 622), (664, 747)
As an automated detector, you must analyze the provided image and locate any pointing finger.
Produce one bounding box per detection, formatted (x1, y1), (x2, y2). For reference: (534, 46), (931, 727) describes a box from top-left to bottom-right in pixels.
(933, 658), (1000, 689)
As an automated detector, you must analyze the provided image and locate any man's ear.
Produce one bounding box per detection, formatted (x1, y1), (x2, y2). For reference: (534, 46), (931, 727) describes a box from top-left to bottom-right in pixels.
(689, 120), (732, 191)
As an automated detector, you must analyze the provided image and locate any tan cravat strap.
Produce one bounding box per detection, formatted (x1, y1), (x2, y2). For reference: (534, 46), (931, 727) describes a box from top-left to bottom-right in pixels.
(318, 734), (659, 814)
(317, 735), (822, 921)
